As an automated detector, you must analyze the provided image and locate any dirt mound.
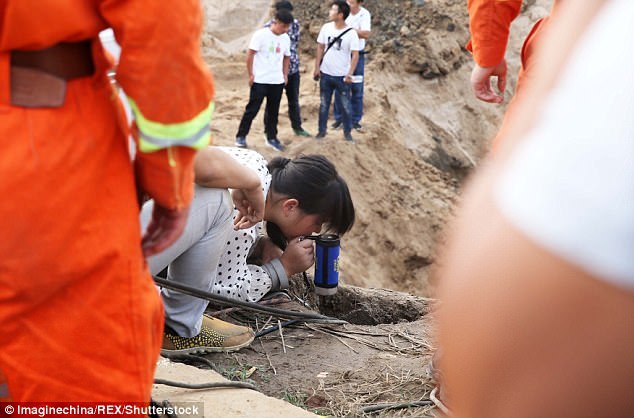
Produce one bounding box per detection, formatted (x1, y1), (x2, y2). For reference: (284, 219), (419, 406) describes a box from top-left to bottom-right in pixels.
(200, 0), (271, 58)
(202, 0), (549, 297)
(296, 0), (470, 80)
(178, 1), (554, 416)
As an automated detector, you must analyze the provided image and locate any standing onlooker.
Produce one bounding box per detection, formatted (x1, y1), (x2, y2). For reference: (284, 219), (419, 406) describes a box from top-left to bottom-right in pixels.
(332, 0), (371, 132)
(264, 1), (312, 138)
(235, 9), (292, 152)
(313, 1), (360, 143)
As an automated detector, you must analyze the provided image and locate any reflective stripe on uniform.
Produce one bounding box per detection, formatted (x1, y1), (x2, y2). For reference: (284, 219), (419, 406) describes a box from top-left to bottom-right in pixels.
(130, 100), (214, 152)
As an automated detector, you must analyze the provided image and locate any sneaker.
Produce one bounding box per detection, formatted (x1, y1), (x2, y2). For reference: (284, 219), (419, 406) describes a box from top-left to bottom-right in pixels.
(344, 132), (355, 143)
(161, 315), (255, 356)
(331, 121), (342, 129)
(293, 128), (312, 137)
(235, 136), (247, 148)
(265, 138), (285, 151)
(315, 131), (326, 140)
(352, 122), (363, 132)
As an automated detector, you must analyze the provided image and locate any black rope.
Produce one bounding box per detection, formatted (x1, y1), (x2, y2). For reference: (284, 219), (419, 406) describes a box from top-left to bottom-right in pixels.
(154, 378), (257, 391)
(360, 400), (434, 414)
(153, 276), (345, 323)
(160, 353), (219, 373)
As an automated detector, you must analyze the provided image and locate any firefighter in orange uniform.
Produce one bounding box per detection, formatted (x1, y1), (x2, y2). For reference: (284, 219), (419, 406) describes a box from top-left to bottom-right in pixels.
(466, 0), (563, 150)
(0, 0), (213, 406)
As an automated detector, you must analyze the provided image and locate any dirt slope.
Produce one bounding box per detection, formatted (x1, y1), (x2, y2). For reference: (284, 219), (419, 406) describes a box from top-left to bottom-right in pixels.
(201, 0), (550, 298)
(166, 1), (554, 417)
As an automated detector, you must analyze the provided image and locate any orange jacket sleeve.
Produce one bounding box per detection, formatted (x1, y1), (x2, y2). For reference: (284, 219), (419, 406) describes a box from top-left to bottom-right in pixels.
(466, 0), (522, 67)
(99, 0), (215, 210)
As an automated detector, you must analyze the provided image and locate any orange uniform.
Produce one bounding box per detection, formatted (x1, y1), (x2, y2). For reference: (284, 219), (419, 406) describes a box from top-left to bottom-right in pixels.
(0, 0), (213, 405)
(466, 0), (561, 150)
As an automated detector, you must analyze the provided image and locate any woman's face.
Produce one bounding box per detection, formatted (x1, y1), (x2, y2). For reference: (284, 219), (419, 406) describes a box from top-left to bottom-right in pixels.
(279, 209), (323, 240)
(266, 195), (325, 239)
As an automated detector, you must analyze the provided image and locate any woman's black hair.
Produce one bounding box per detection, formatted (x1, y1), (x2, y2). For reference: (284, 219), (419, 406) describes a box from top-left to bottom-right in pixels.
(266, 155), (355, 249)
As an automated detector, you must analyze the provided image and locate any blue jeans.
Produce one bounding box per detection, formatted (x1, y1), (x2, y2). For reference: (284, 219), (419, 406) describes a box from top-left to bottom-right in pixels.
(318, 73), (352, 135)
(334, 52), (364, 125)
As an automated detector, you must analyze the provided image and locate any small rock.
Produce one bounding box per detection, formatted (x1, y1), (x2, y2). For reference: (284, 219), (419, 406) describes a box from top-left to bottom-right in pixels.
(400, 25), (411, 36)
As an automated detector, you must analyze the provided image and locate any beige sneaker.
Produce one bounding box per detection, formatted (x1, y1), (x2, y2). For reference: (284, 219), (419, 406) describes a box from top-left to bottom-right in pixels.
(161, 315), (254, 356)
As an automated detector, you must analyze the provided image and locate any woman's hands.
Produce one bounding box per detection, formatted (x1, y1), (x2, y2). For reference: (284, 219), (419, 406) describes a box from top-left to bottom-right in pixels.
(279, 237), (315, 276)
(193, 147), (265, 230)
(232, 186), (265, 230)
(259, 237), (284, 264)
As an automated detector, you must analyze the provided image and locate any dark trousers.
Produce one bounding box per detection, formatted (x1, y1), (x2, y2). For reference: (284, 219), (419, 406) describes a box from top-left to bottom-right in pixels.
(237, 82), (284, 140)
(318, 73), (352, 135)
(264, 72), (302, 133)
(334, 52), (365, 124)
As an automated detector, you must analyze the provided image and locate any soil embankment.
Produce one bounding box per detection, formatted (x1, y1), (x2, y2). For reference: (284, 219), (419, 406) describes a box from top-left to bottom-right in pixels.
(202, 0), (550, 296)
(153, 1), (551, 417)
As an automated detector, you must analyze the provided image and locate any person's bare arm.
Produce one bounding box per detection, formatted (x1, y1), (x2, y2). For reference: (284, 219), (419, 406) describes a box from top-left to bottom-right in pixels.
(437, 163), (634, 418)
(355, 29), (370, 39)
(246, 49), (256, 86)
(313, 43), (325, 80)
(346, 50), (359, 83)
(283, 55), (290, 85)
(194, 147), (260, 190)
(194, 147), (264, 229)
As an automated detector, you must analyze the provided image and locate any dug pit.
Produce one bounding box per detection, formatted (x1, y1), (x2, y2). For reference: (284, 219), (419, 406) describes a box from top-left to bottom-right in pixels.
(317, 285), (435, 325)
(287, 274), (435, 326)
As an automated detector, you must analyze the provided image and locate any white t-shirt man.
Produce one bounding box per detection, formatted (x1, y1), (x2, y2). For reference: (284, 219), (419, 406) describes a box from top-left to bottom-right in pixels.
(248, 27), (291, 84)
(495, 0), (634, 289)
(346, 6), (371, 51)
(317, 22), (360, 77)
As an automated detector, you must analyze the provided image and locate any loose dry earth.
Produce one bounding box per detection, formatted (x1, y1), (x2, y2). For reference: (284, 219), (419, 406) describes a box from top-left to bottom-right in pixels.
(165, 1), (552, 416)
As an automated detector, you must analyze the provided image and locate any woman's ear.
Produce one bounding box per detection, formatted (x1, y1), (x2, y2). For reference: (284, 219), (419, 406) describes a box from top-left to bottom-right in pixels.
(281, 198), (299, 216)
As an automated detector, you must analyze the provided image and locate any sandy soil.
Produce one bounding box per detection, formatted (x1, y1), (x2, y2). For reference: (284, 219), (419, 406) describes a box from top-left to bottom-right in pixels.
(174, 287), (438, 417)
(201, 0), (551, 298)
(170, 1), (552, 416)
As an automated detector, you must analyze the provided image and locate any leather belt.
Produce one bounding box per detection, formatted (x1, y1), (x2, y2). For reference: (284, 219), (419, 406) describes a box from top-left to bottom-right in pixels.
(10, 41), (95, 108)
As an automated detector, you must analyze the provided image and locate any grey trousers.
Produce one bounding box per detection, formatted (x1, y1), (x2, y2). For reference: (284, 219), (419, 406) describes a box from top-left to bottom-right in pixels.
(140, 186), (233, 337)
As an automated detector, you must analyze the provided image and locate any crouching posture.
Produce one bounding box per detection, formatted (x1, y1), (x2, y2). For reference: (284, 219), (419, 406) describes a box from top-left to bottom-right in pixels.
(141, 146), (355, 354)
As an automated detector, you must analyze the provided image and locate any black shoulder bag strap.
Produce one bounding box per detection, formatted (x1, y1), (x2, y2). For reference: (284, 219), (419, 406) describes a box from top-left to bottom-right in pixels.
(320, 27), (354, 65)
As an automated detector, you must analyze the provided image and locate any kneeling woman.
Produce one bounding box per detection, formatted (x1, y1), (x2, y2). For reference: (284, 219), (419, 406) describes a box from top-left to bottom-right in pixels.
(141, 147), (355, 355)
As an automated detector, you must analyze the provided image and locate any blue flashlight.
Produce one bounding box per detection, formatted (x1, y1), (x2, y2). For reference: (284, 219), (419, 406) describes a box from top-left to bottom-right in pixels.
(306, 234), (340, 295)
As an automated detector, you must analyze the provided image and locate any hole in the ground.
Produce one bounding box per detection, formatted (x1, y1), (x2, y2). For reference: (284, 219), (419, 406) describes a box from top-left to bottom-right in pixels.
(316, 285), (433, 325)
